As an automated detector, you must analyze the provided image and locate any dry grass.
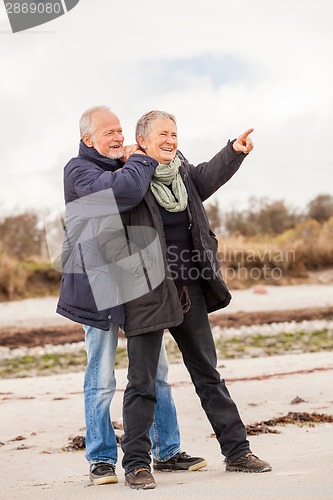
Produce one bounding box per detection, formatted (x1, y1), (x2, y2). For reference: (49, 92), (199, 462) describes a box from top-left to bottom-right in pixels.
(0, 250), (28, 300)
(0, 217), (332, 299)
(218, 217), (333, 288)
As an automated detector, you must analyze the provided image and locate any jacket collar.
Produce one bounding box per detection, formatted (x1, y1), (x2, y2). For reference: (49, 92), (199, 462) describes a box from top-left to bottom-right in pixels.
(78, 140), (123, 172)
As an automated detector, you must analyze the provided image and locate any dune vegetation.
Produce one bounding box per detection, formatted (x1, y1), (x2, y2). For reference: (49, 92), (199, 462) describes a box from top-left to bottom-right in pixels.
(0, 194), (332, 301)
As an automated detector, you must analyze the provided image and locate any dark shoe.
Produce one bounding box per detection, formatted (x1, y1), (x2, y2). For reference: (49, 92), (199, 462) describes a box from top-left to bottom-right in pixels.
(153, 451), (208, 471)
(125, 468), (156, 490)
(89, 462), (118, 485)
(225, 453), (272, 473)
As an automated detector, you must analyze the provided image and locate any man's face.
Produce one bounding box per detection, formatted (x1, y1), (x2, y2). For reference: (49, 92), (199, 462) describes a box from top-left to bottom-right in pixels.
(139, 118), (178, 165)
(84, 110), (124, 159)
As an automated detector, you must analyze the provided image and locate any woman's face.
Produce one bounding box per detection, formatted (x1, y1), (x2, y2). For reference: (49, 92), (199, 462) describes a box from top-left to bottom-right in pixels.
(139, 118), (178, 164)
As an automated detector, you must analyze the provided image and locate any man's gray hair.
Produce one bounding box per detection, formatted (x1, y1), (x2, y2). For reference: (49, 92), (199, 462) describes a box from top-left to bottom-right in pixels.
(79, 105), (112, 138)
(135, 110), (177, 141)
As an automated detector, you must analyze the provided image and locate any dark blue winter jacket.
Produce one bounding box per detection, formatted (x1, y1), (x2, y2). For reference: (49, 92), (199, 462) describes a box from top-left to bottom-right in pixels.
(56, 141), (158, 330)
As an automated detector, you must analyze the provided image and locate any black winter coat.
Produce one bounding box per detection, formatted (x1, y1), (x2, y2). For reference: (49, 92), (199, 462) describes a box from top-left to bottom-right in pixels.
(114, 140), (247, 337)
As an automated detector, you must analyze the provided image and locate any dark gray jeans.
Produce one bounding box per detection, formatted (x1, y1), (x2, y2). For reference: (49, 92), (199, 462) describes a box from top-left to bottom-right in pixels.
(121, 285), (251, 473)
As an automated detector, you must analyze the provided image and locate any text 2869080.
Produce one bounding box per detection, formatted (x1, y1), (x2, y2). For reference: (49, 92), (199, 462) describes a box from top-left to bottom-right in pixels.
(5, 3), (62, 14)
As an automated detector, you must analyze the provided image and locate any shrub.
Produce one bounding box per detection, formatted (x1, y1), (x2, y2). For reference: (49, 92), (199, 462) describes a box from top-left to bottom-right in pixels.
(224, 197), (300, 237)
(307, 194), (333, 222)
(0, 212), (44, 260)
(0, 250), (28, 299)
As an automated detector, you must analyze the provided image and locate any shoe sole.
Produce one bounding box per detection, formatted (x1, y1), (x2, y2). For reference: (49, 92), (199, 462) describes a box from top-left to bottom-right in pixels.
(91, 476), (118, 485)
(154, 459), (208, 472)
(125, 481), (156, 490)
(225, 465), (272, 473)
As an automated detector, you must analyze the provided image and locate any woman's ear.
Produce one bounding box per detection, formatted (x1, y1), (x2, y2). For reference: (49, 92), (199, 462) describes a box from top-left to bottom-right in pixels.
(137, 135), (146, 149)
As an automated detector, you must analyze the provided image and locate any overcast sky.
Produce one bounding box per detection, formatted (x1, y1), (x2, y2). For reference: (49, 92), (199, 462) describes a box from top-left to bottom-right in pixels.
(0, 0), (332, 218)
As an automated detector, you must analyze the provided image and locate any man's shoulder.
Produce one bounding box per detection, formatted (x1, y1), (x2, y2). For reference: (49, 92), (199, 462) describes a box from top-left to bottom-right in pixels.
(64, 154), (99, 175)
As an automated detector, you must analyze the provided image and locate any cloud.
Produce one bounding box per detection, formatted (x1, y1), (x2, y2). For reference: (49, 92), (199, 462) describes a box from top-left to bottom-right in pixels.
(142, 53), (255, 90)
(0, 0), (332, 215)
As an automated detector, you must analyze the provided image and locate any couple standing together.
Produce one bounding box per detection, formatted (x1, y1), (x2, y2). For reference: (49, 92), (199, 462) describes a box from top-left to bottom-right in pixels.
(57, 106), (271, 490)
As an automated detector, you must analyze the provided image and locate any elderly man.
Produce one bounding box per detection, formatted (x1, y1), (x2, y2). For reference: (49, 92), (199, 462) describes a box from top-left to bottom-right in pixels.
(57, 106), (206, 485)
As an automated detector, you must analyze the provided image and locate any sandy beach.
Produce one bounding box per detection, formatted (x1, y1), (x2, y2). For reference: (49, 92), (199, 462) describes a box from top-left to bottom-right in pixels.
(1, 283), (333, 330)
(1, 284), (333, 499)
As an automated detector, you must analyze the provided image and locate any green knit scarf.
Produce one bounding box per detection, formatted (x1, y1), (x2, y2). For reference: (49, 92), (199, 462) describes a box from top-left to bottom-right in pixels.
(150, 155), (188, 212)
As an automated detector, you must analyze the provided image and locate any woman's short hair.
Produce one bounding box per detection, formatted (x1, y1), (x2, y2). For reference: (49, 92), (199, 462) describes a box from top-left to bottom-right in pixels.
(135, 110), (177, 141)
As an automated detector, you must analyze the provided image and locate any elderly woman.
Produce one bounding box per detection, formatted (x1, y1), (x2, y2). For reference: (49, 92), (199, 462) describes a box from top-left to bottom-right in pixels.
(119, 111), (271, 489)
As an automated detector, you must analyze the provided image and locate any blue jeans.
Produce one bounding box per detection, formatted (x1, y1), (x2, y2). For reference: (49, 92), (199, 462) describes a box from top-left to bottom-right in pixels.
(83, 323), (180, 466)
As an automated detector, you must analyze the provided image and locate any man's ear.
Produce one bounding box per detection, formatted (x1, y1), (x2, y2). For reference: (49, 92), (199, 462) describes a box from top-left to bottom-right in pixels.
(82, 134), (93, 147)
